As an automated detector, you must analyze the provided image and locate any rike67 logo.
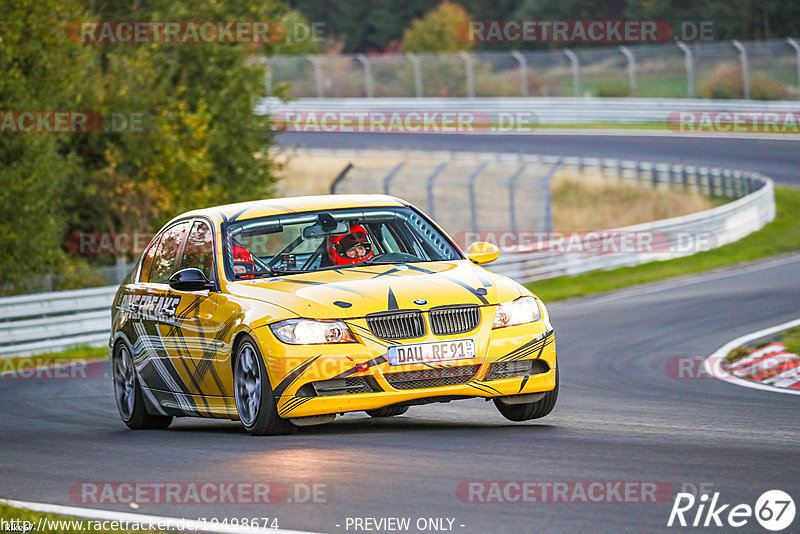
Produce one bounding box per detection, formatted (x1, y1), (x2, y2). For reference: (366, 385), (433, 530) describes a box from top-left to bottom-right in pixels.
(668, 490), (795, 531)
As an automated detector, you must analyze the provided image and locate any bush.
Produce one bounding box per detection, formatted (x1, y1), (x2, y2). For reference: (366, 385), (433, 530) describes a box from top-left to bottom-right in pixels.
(699, 62), (793, 100)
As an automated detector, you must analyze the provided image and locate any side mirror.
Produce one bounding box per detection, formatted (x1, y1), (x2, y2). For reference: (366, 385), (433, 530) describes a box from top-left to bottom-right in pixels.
(466, 242), (500, 265)
(169, 268), (214, 292)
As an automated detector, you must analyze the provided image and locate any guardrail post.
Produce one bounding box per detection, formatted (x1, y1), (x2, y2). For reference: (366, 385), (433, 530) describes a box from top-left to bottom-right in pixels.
(382, 162), (406, 195)
(539, 160), (563, 233)
(425, 162), (448, 218)
(405, 53), (424, 98)
(676, 42), (695, 98)
(732, 40), (750, 99)
(329, 162), (354, 194)
(563, 49), (580, 97)
(510, 51), (529, 97)
(459, 51), (475, 98)
(787, 38), (800, 97)
(620, 46), (637, 94)
(355, 54), (374, 98)
(307, 55), (324, 98)
(507, 163), (528, 232)
(468, 162), (489, 231)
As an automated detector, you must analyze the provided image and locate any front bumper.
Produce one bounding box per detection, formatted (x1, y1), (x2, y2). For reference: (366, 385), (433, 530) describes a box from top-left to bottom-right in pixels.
(267, 323), (556, 418)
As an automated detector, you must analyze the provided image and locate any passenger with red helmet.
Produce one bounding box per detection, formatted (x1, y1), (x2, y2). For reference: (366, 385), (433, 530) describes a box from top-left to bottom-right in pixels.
(327, 225), (374, 266)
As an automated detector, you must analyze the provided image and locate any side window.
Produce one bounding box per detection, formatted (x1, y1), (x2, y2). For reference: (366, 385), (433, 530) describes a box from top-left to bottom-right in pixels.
(149, 221), (190, 284)
(139, 235), (161, 283)
(180, 220), (214, 280)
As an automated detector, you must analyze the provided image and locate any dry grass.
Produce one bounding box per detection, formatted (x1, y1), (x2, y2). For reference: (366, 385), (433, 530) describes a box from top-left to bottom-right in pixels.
(275, 154), (401, 197)
(275, 155), (718, 230)
(551, 169), (715, 230)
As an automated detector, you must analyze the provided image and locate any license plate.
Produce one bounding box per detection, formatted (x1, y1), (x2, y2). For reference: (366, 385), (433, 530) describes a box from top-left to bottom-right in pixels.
(388, 339), (476, 366)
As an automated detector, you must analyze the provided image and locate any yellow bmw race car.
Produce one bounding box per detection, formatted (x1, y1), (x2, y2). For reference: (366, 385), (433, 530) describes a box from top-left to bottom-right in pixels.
(110, 194), (557, 435)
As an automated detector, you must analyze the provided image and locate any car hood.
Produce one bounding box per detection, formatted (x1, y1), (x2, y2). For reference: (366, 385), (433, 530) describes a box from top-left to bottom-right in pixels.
(225, 260), (525, 319)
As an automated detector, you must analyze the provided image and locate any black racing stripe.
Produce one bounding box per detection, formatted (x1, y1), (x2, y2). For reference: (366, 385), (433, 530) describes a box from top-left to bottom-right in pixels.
(404, 264), (436, 274)
(387, 286), (399, 310)
(218, 211), (229, 223)
(273, 355), (321, 398)
(465, 381), (497, 396)
(518, 375), (530, 393)
(348, 323), (400, 348)
(331, 354), (388, 380)
(470, 380), (502, 395)
(440, 274), (490, 305)
(497, 330), (553, 362)
(473, 270), (493, 288)
(228, 207), (250, 222)
(279, 397), (314, 417)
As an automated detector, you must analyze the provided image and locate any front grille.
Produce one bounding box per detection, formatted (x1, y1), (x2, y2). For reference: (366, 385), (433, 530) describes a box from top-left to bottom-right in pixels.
(311, 377), (373, 396)
(367, 310), (425, 340)
(384, 365), (480, 390)
(429, 305), (480, 335)
(485, 359), (550, 381)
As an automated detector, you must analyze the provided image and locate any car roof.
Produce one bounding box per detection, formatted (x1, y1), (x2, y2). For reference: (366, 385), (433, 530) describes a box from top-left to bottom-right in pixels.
(172, 194), (408, 225)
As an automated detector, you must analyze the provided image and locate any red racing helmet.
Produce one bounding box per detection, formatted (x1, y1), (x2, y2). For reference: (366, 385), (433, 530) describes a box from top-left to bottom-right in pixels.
(327, 224), (374, 266)
(232, 242), (255, 278)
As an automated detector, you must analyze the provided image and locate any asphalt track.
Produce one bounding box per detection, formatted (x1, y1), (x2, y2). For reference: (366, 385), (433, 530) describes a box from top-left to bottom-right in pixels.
(276, 132), (800, 186)
(2, 132), (799, 533)
(2, 253), (799, 533)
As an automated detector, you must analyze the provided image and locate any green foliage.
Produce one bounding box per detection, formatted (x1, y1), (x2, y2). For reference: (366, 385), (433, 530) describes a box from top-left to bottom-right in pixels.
(1, 0), (289, 290)
(402, 1), (474, 53)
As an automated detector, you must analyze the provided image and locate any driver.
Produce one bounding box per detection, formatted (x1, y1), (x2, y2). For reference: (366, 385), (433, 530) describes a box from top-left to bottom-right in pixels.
(327, 224), (374, 265)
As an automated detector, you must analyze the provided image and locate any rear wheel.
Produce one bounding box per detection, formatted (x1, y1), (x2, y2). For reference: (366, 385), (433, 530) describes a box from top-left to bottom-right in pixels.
(494, 366), (559, 422)
(366, 406), (409, 418)
(234, 337), (295, 436)
(113, 341), (172, 430)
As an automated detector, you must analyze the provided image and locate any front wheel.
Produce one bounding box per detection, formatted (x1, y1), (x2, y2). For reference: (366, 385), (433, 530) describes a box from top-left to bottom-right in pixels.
(234, 337), (295, 436)
(113, 341), (172, 430)
(494, 366), (559, 422)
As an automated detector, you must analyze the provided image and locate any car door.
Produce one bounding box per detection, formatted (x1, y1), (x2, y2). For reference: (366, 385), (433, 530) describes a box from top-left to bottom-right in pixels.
(141, 220), (196, 401)
(167, 218), (232, 400)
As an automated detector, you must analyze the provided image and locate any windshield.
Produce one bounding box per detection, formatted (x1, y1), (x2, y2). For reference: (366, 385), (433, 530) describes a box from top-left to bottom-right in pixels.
(222, 206), (463, 280)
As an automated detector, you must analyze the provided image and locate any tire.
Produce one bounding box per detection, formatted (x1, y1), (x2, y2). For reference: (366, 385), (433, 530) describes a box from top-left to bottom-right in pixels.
(493, 366), (559, 422)
(234, 337), (296, 436)
(365, 406), (409, 418)
(113, 341), (173, 430)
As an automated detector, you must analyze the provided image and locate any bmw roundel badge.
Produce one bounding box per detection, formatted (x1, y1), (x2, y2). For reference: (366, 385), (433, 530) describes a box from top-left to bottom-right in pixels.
(413, 299), (427, 305)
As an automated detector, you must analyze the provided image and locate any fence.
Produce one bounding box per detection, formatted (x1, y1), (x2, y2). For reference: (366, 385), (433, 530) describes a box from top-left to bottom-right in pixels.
(0, 286), (116, 358)
(266, 39), (800, 100)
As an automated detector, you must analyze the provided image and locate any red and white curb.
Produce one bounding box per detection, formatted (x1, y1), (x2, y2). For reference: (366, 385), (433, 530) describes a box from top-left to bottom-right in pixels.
(0, 498), (320, 534)
(704, 318), (800, 396)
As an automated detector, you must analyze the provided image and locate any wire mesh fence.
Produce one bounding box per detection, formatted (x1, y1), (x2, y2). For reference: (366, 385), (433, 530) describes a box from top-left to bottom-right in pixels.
(267, 39), (800, 100)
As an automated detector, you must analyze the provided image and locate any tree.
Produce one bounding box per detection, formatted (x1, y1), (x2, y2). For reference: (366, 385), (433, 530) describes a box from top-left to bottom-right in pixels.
(402, 1), (475, 53)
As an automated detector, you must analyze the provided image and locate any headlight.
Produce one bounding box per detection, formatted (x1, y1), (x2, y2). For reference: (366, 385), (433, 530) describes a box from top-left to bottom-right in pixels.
(270, 319), (356, 344)
(492, 297), (542, 328)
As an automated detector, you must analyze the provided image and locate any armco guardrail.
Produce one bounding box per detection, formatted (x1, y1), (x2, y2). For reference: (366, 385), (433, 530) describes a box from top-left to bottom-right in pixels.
(260, 96), (800, 126)
(0, 286), (116, 358)
(0, 153), (775, 358)
(489, 158), (775, 283)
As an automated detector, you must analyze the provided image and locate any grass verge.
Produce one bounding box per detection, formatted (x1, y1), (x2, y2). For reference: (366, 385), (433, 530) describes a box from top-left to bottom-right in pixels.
(1, 346), (106, 370)
(0, 501), (164, 534)
(526, 185), (800, 302)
